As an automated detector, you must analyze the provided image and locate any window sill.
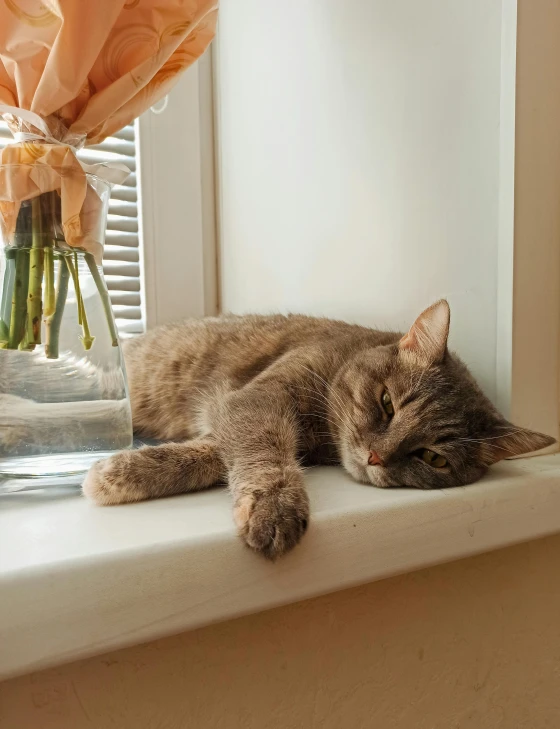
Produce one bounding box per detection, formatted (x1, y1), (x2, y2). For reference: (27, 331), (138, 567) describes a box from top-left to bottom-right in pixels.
(1, 454), (560, 680)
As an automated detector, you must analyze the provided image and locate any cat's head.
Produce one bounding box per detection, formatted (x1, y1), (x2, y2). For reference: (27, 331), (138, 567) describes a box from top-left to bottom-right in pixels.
(332, 300), (555, 489)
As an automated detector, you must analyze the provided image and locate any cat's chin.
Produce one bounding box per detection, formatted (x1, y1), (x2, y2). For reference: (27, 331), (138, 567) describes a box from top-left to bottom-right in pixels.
(345, 462), (369, 484)
(342, 456), (391, 489)
(365, 467), (392, 488)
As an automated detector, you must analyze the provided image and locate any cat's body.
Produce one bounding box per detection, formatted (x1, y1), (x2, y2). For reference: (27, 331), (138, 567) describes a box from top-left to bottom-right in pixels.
(125, 313), (399, 450)
(84, 302), (554, 559)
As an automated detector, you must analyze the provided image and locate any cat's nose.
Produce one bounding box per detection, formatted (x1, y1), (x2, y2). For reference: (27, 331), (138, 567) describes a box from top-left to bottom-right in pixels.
(368, 450), (385, 467)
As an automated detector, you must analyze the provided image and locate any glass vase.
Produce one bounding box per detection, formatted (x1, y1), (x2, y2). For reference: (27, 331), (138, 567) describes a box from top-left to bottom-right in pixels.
(0, 168), (133, 487)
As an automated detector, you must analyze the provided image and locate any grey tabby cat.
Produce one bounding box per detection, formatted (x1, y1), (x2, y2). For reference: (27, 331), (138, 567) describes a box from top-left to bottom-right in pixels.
(84, 300), (554, 559)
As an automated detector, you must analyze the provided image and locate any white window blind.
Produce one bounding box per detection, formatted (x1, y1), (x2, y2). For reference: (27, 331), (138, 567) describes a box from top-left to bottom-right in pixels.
(0, 121), (144, 338)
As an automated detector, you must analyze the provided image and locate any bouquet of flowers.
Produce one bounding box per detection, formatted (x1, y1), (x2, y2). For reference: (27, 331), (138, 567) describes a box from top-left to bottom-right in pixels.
(0, 0), (217, 358)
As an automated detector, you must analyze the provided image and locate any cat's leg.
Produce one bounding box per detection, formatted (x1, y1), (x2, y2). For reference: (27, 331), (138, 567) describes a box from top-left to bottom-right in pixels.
(210, 383), (309, 559)
(83, 439), (225, 505)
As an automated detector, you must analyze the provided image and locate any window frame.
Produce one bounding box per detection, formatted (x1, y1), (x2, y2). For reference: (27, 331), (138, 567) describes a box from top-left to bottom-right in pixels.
(496, 0), (560, 448)
(137, 51), (218, 331)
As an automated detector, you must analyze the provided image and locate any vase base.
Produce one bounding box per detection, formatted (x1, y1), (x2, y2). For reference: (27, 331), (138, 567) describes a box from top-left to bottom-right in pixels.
(0, 451), (118, 492)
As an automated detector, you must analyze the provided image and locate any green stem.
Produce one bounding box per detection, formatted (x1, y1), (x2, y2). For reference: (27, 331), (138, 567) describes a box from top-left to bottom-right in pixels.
(21, 289), (36, 350)
(7, 249), (29, 349)
(0, 247), (14, 347)
(45, 258), (69, 360)
(27, 197), (44, 346)
(80, 305), (95, 350)
(66, 251), (82, 325)
(1, 247), (15, 327)
(19, 324), (35, 351)
(85, 252), (118, 347)
(66, 253), (95, 351)
(43, 246), (55, 318)
(0, 319), (8, 348)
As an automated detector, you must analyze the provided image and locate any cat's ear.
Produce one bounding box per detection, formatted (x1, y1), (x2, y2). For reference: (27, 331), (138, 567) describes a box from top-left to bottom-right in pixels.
(399, 299), (450, 366)
(481, 421), (556, 465)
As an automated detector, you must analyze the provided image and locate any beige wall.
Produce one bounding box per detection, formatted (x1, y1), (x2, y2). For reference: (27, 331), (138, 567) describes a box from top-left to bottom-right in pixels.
(2, 535), (560, 728)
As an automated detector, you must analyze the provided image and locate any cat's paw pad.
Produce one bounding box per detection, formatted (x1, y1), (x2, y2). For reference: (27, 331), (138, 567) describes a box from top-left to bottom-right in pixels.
(82, 454), (135, 505)
(234, 485), (310, 560)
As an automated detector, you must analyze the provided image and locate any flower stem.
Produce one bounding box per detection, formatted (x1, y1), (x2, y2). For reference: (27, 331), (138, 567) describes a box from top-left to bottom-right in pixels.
(19, 323), (35, 351)
(66, 252), (82, 325)
(27, 197), (44, 346)
(85, 252), (118, 347)
(66, 253), (95, 351)
(0, 319), (8, 348)
(43, 246), (55, 318)
(7, 248), (29, 349)
(0, 247), (15, 348)
(45, 258), (69, 360)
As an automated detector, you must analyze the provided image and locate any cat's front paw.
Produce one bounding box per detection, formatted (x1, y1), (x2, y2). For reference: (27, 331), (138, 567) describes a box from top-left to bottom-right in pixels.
(233, 477), (310, 560)
(82, 452), (139, 505)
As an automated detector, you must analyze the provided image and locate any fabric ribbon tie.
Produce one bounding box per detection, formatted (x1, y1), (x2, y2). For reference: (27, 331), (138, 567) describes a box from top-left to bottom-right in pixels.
(0, 105), (130, 264)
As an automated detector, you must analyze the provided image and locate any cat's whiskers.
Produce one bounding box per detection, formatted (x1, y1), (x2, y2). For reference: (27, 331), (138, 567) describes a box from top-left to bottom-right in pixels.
(298, 404), (340, 432)
(292, 388), (350, 454)
(457, 428), (531, 449)
(301, 405), (348, 446)
(300, 365), (353, 422)
(292, 381), (340, 418)
(309, 423), (344, 445)
(298, 366), (356, 436)
(293, 384), (353, 441)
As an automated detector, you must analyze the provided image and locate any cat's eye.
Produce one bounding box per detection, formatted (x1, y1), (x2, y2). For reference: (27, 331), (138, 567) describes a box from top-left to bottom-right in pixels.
(420, 449), (447, 469)
(381, 390), (394, 416)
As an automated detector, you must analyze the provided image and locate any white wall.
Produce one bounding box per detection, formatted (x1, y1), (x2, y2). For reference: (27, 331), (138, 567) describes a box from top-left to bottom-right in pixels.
(217, 0), (505, 401)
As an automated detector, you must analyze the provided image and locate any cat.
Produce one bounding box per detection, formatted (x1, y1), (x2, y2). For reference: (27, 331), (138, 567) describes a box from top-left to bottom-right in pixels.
(83, 300), (555, 559)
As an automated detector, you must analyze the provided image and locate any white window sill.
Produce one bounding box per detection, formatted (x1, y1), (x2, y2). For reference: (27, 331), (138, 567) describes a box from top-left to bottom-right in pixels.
(1, 454), (560, 680)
